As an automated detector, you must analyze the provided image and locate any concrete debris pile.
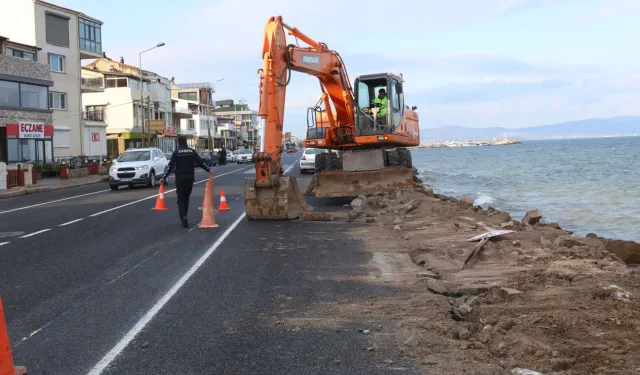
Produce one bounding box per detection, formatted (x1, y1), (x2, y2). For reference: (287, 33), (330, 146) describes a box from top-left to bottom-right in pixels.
(335, 182), (640, 374)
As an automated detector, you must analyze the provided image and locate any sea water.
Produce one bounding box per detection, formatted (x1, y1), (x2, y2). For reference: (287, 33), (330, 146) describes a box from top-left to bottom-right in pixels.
(412, 136), (640, 242)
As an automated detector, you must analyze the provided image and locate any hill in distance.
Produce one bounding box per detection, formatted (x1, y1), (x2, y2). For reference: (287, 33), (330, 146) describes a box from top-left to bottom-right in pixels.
(420, 116), (640, 142)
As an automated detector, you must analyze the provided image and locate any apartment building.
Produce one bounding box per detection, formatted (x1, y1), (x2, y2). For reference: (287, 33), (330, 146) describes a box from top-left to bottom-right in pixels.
(171, 83), (218, 150)
(0, 36), (54, 164)
(82, 56), (176, 156)
(214, 99), (259, 150)
(0, 0), (104, 159)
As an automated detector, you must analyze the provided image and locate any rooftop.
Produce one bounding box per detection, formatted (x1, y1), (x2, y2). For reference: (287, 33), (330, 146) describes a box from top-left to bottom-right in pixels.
(175, 82), (214, 90)
(35, 0), (103, 24)
(0, 36), (41, 51)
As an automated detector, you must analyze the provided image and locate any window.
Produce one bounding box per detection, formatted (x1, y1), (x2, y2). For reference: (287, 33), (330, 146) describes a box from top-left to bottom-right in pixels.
(20, 83), (48, 110)
(0, 80), (20, 107)
(6, 47), (36, 61)
(106, 78), (128, 88)
(48, 54), (65, 72)
(357, 81), (370, 108)
(49, 92), (67, 110)
(178, 92), (198, 101)
(79, 18), (102, 53)
(390, 80), (400, 110)
(45, 13), (70, 47)
(129, 78), (140, 90)
(188, 119), (195, 129)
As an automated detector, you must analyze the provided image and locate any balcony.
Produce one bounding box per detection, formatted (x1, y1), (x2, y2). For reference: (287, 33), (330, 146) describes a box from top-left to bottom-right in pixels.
(81, 77), (104, 92)
(79, 18), (103, 59)
(83, 110), (105, 122)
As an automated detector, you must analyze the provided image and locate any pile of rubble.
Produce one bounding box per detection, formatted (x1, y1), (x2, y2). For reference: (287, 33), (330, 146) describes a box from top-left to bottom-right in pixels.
(305, 182), (640, 374)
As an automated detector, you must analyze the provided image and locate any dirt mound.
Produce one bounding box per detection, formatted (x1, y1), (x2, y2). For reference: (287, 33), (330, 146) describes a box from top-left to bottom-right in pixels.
(310, 182), (640, 374)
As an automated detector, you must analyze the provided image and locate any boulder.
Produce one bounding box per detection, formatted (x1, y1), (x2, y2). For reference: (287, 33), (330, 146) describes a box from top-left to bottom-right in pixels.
(459, 196), (475, 208)
(605, 239), (640, 265)
(350, 195), (367, 209)
(521, 209), (542, 226)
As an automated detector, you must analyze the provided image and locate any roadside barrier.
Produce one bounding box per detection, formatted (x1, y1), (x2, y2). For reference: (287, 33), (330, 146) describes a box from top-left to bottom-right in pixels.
(199, 174), (218, 228)
(0, 298), (27, 375)
(152, 182), (168, 211)
(218, 189), (230, 211)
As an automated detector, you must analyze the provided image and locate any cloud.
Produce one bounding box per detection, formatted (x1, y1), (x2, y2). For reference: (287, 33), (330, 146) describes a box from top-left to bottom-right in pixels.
(86, 0), (638, 138)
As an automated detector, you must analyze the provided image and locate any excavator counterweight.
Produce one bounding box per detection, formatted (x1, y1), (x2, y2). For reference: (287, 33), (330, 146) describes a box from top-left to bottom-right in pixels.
(245, 16), (420, 220)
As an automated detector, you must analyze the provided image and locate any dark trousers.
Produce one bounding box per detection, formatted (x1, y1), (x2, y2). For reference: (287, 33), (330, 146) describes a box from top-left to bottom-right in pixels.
(175, 177), (194, 220)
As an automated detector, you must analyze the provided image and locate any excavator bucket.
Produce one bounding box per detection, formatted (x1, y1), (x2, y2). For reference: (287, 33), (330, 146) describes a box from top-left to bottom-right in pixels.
(245, 176), (313, 219)
(314, 166), (415, 198)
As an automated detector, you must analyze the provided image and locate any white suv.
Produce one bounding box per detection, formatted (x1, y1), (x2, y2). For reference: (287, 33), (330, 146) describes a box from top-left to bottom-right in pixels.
(109, 148), (168, 190)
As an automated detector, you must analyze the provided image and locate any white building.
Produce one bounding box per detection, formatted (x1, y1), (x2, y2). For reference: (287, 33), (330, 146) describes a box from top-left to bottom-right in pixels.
(214, 99), (259, 150)
(171, 83), (217, 151)
(82, 57), (176, 157)
(0, 0), (103, 159)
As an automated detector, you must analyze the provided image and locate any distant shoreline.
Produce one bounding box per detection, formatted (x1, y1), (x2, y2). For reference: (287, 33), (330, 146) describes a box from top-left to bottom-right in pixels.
(417, 139), (521, 148)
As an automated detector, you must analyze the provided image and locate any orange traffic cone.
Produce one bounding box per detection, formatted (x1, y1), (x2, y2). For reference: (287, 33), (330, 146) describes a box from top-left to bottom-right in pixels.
(218, 189), (230, 211)
(152, 182), (168, 211)
(0, 298), (27, 375)
(199, 175), (218, 229)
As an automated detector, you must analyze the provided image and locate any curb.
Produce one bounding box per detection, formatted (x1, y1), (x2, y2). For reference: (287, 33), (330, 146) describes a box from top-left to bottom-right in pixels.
(0, 177), (109, 200)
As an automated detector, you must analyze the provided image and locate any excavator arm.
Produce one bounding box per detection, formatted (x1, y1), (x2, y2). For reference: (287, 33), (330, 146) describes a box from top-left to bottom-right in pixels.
(254, 16), (355, 187)
(245, 16), (419, 220)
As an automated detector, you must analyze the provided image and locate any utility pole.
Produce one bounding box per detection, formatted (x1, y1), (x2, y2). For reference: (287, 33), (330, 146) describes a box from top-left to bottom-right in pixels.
(147, 96), (152, 148)
(138, 42), (166, 148)
(206, 88), (213, 151)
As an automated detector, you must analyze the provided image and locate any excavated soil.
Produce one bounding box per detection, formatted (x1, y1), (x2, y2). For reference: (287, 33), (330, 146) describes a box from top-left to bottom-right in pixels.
(284, 183), (640, 375)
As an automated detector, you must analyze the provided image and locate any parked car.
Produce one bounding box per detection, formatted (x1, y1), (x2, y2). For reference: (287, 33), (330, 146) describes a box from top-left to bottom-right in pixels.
(226, 150), (237, 163)
(199, 151), (220, 167)
(299, 147), (329, 173)
(236, 148), (254, 164)
(109, 148), (167, 190)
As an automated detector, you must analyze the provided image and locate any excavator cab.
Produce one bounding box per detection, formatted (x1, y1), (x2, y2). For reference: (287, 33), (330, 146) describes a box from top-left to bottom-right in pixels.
(355, 73), (404, 137)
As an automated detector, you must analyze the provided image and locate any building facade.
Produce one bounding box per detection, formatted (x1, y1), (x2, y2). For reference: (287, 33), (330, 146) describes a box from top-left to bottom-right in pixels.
(171, 83), (218, 151)
(0, 36), (54, 164)
(0, 0), (103, 159)
(82, 57), (177, 157)
(214, 99), (259, 150)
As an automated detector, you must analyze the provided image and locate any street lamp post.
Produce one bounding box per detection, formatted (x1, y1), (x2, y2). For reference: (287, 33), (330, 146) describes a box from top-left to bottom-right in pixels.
(139, 42), (165, 148)
(235, 98), (246, 149)
(206, 78), (224, 151)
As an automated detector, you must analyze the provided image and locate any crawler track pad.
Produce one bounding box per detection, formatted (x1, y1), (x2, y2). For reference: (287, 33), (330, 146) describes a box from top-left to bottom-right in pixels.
(245, 176), (313, 219)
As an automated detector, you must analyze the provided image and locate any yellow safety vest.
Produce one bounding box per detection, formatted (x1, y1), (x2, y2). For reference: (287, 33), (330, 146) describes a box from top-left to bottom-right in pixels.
(374, 96), (387, 117)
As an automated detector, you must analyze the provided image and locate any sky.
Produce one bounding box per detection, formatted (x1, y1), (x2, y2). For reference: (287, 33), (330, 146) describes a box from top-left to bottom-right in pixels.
(56, 0), (640, 139)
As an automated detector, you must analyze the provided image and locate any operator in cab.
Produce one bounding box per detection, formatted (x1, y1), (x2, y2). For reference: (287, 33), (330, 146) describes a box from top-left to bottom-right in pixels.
(160, 135), (212, 228)
(373, 88), (388, 125)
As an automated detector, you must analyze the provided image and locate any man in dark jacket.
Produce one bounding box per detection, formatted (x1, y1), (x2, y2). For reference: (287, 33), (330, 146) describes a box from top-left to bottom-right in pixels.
(161, 135), (211, 228)
(219, 146), (227, 165)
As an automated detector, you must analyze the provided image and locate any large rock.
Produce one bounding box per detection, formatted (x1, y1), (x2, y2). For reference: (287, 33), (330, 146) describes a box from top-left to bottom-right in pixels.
(521, 209), (542, 226)
(459, 196), (475, 208)
(605, 239), (640, 265)
(395, 199), (421, 215)
(350, 195), (367, 209)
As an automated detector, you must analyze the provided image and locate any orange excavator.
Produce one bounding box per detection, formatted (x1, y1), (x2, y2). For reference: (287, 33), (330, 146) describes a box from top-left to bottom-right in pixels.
(245, 16), (420, 219)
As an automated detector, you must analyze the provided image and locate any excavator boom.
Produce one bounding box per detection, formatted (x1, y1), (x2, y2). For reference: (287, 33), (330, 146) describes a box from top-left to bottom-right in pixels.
(245, 16), (420, 220)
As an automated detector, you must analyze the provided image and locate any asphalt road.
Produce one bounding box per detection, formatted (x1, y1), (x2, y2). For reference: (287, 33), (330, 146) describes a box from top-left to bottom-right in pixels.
(1, 151), (415, 375)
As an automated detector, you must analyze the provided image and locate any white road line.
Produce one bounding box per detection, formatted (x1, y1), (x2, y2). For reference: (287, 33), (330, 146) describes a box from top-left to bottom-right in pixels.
(89, 167), (249, 218)
(59, 218), (84, 227)
(0, 242), (9, 247)
(284, 157), (301, 174)
(0, 189), (109, 216)
(19, 229), (51, 238)
(86, 212), (247, 375)
(188, 194), (244, 232)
